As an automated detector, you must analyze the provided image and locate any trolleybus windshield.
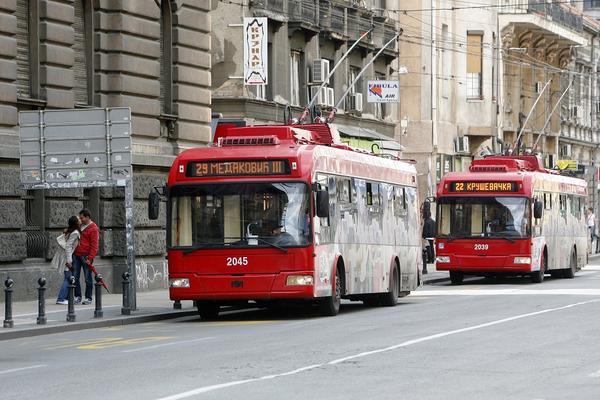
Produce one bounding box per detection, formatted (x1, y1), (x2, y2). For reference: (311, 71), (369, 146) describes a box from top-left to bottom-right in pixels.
(168, 182), (311, 249)
(437, 197), (531, 239)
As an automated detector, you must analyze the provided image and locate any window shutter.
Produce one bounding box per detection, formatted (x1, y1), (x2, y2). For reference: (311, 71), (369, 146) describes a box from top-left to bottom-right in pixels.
(467, 34), (482, 74)
(160, 1), (172, 114)
(16, 0), (31, 98)
(73, 0), (88, 105)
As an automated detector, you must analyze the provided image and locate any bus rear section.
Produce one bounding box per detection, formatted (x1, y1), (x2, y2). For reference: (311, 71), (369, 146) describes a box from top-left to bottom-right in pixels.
(435, 154), (588, 284)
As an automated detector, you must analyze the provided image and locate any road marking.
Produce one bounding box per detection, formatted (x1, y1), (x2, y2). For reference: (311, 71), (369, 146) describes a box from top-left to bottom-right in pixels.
(46, 336), (174, 350)
(413, 288), (600, 296)
(203, 321), (274, 327)
(155, 299), (600, 400)
(0, 365), (46, 375)
(121, 337), (214, 353)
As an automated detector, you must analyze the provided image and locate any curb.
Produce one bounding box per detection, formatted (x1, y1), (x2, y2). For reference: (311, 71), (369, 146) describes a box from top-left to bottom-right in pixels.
(423, 276), (450, 284)
(0, 310), (198, 341)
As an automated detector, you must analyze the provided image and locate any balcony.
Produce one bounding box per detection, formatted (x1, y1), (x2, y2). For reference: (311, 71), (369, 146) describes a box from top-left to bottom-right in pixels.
(250, 0), (287, 22)
(289, 0), (320, 37)
(499, 0), (586, 45)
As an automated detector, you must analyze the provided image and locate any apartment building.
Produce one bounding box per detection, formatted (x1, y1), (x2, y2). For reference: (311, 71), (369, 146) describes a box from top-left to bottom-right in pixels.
(211, 0), (402, 153)
(0, 0), (212, 299)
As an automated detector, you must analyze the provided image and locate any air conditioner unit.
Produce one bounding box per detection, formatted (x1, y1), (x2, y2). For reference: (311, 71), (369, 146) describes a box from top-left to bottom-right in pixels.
(560, 144), (572, 157)
(535, 81), (543, 94)
(312, 59), (330, 84)
(454, 136), (470, 154)
(310, 86), (328, 106)
(348, 93), (363, 112)
(326, 88), (335, 107)
(545, 153), (557, 169)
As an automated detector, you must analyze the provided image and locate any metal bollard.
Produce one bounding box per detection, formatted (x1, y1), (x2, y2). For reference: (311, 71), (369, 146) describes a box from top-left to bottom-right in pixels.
(173, 300), (182, 310)
(94, 274), (104, 318)
(3, 277), (14, 328)
(421, 248), (428, 274)
(121, 272), (131, 315)
(37, 277), (47, 325)
(67, 275), (76, 322)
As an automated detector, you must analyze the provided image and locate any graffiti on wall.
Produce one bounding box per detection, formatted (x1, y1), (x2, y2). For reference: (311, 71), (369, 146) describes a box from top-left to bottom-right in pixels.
(135, 258), (168, 290)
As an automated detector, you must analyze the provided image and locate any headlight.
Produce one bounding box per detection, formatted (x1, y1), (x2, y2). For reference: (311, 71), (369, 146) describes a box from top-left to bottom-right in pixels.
(286, 275), (314, 286)
(169, 278), (190, 288)
(436, 256), (450, 263)
(514, 257), (531, 264)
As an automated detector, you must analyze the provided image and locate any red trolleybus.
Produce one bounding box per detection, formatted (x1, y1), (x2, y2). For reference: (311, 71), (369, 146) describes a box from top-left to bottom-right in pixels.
(149, 123), (421, 318)
(435, 155), (588, 284)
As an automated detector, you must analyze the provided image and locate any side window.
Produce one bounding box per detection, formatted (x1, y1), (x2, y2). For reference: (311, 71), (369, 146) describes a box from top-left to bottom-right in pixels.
(366, 182), (380, 207)
(393, 186), (407, 217)
(337, 178), (351, 203)
(543, 192), (552, 210)
(366, 182), (373, 206)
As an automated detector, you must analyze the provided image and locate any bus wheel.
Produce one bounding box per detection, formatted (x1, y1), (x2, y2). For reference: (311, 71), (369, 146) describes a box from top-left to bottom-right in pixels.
(319, 267), (341, 316)
(563, 250), (577, 279)
(380, 265), (399, 306)
(197, 302), (220, 320)
(531, 252), (546, 283)
(449, 271), (463, 285)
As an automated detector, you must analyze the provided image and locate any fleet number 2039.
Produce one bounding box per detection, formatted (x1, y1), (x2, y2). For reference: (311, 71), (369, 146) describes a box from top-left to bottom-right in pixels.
(474, 244), (489, 250)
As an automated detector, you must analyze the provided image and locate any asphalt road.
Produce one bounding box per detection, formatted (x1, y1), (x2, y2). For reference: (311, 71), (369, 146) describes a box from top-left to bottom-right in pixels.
(2, 265), (600, 400)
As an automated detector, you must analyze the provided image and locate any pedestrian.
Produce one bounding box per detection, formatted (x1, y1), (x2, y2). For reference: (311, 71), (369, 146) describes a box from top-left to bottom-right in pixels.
(587, 207), (595, 254)
(73, 208), (100, 305)
(422, 208), (436, 274)
(53, 215), (81, 305)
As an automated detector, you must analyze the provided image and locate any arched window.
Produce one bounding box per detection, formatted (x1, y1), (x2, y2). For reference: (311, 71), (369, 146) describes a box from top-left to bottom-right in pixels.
(73, 0), (94, 105)
(160, 0), (173, 114)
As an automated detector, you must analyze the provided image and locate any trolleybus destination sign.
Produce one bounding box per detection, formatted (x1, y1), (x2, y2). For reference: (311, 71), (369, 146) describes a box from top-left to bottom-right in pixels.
(450, 181), (517, 192)
(188, 160), (290, 177)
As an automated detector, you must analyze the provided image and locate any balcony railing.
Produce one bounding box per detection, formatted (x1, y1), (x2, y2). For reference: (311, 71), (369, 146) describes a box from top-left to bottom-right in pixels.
(289, 0), (318, 25)
(500, 0), (583, 32)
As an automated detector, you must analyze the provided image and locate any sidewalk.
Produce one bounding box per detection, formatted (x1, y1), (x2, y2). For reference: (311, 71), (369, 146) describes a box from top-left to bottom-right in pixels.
(421, 262), (449, 284)
(0, 289), (196, 341)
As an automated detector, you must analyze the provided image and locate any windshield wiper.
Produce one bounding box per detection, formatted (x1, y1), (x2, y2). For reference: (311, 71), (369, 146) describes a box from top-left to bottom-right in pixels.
(245, 237), (288, 253)
(487, 235), (515, 243)
(182, 242), (224, 254)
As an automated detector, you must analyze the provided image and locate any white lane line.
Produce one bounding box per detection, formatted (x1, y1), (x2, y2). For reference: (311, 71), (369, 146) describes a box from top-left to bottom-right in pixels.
(589, 369), (600, 378)
(0, 364), (46, 375)
(413, 289), (600, 296)
(155, 299), (600, 400)
(121, 337), (215, 353)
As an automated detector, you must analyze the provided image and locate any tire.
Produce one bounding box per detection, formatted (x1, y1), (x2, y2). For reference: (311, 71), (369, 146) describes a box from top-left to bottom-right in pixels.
(319, 267), (341, 316)
(531, 251), (546, 283)
(380, 265), (399, 307)
(563, 250), (576, 279)
(197, 302), (220, 320)
(449, 270), (464, 285)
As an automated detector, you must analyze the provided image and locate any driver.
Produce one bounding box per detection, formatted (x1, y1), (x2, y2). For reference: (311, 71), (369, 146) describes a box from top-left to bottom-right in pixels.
(270, 224), (296, 246)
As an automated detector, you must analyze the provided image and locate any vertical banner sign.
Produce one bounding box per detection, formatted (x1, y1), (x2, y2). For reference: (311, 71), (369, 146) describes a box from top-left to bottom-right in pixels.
(367, 80), (399, 103)
(243, 17), (268, 85)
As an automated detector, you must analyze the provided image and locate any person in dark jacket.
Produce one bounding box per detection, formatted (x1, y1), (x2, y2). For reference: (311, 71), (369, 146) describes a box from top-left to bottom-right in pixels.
(422, 209), (436, 274)
(73, 208), (99, 305)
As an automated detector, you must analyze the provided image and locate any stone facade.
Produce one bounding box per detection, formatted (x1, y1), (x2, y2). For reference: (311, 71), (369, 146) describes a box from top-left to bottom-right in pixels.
(0, 0), (212, 301)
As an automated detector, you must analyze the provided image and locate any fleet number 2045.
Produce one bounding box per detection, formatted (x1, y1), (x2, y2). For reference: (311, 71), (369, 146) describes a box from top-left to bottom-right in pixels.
(227, 257), (248, 266)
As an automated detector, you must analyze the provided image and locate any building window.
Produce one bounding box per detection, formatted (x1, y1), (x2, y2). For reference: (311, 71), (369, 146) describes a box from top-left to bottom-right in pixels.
(255, 84), (266, 100)
(160, 0), (173, 114)
(441, 23), (449, 98)
(290, 51), (301, 106)
(16, 0), (39, 99)
(73, 0), (94, 106)
(466, 32), (483, 99)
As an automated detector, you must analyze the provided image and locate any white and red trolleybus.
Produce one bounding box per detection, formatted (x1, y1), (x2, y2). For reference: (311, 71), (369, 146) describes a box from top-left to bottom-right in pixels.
(435, 154), (588, 284)
(148, 123), (421, 318)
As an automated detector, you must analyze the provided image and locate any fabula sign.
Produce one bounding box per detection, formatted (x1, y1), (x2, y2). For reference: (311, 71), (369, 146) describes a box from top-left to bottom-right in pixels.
(367, 80), (399, 103)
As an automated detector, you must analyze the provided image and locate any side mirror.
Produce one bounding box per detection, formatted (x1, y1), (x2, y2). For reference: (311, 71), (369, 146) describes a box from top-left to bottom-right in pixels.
(533, 199), (543, 219)
(316, 190), (330, 218)
(148, 191), (160, 220)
